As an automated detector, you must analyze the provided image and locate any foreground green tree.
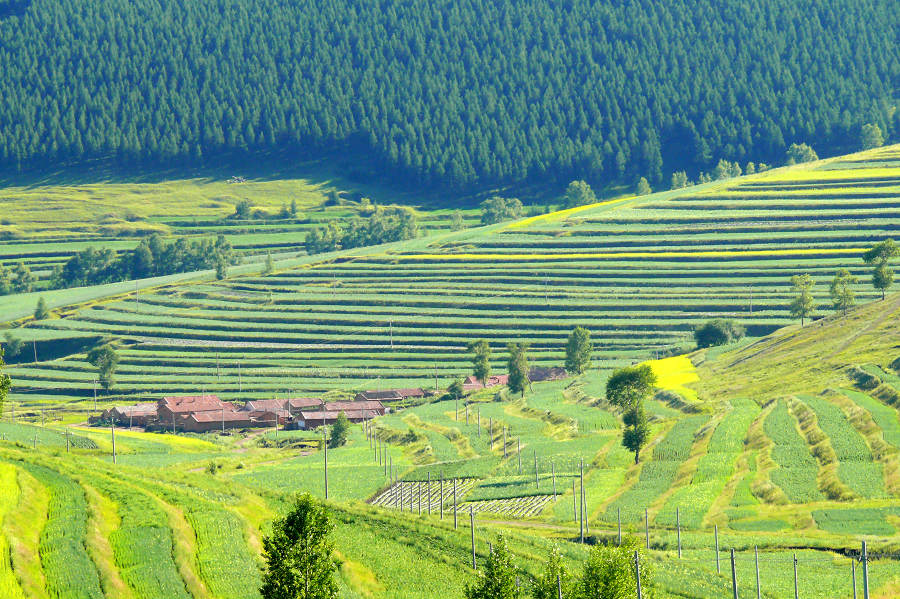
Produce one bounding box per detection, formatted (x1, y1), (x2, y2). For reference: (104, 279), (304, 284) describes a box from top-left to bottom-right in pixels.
(328, 412), (349, 448)
(788, 274), (816, 326)
(607, 365), (656, 464)
(87, 344), (119, 392)
(531, 544), (571, 599)
(863, 239), (898, 300)
(468, 339), (492, 388)
(577, 539), (652, 599)
(465, 535), (519, 599)
(564, 326), (593, 375)
(860, 123), (884, 150)
(507, 343), (530, 397)
(565, 180), (596, 208)
(261, 494), (338, 599)
(829, 269), (858, 315)
(448, 378), (465, 400)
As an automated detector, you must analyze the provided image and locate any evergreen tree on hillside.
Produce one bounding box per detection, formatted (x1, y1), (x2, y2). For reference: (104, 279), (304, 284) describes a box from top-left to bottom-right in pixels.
(33, 297), (49, 320)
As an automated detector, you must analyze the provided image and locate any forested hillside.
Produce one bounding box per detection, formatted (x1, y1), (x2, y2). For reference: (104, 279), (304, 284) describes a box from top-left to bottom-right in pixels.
(0, 0), (895, 189)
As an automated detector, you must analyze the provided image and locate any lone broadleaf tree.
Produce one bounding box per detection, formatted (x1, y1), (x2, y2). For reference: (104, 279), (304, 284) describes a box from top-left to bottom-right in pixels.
(468, 339), (492, 388)
(788, 274), (816, 326)
(507, 343), (530, 397)
(531, 544), (571, 599)
(565, 180), (596, 208)
(564, 326), (593, 375)
(464, 535), (520, 599)
(87, 344), (119, 392)
(261, 493), (338, 599)
(607, 364), (657, 463)
(863, 239), (898, 300)
(829, 269), (858, 315)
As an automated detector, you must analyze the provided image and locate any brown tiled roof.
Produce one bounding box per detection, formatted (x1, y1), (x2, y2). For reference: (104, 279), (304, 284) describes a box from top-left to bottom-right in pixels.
(356, 390), (403, 401)
(327, 400), (383, 413)
(161, 394), (221, 405)
(112, 403), (157, 416)
(187, 411), (253, 423)
(162, 399), (231, 414)
(298, 409), (376, 421)
(286, 397), (324, 409)
(243, 399), (289, 412)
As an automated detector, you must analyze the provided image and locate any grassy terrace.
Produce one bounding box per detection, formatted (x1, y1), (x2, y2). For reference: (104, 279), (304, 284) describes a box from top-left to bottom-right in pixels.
(3, 145), (898, 403)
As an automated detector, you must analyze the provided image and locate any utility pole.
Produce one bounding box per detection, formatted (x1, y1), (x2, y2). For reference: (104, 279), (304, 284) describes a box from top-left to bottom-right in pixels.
(323, 425), (328, 499)
(731, 549), (739, 599)
(32, 340), (37, 363)
(389, 319), (393, 350)
(862, 541), (869, 599)
(238, 360), (242, 392)
(634, 551), (642, 599)
(111, 425), (117, 465)
(93, 378), (98, 412)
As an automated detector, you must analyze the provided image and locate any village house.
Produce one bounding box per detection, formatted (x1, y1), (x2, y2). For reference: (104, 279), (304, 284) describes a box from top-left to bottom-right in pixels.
(101, 403), (158, 426)
(180, 410), (256, 433)
(462, 374), (509, 392)
(296, 408), (379, 430)
(354, 388), (425, 403)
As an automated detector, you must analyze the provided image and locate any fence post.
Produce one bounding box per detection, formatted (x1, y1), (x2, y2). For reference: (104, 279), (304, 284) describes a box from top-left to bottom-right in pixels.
(454, 478), (458, 529)
(517, 438), (522, 473)
(427, 473), (432, 515)
(551, 461), (556, 498)
(634, 551), (642, 599)
(470, 507), (477, 570)
(111, 425), (116, 464)
(579, 460), (584, 543)
(645, 508), (649, 549)
(534, 449), (539, 488)
(676, 507), (681, 558)
(572, 477), (577, 524)
(730, 549), (738, 599)
(398, 482), (403, 512)
(861, 541), (869, 599)
(793, 553), (799, 599)
(617, 507), (621, 546)
(384, 447), (388, 475)
(503, 427), (507, 458)
(557, 573), (562, 599)
(489, 418), (493, 450)
(440, 474), (444, 519)
(852, 558), (857, 599)
(418, 480), (422, 515)
(715, 525), (720, 573)
(323, 426), (328, 499)
(755, 545), (761, 599)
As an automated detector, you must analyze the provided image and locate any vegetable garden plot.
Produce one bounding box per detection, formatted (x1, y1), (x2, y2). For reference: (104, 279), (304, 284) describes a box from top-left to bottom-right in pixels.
(841, 390), (900, 449)
(459, 495), (554, 518)
(369, 478), (479, 512)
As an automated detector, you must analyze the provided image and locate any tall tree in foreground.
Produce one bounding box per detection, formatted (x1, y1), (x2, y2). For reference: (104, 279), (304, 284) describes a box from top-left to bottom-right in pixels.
(531, 544), (571, 599)
(606, 365), (656, 464)
(829, 269), (858, 315)
(87, 344), (119, 392)
(863, 239), (898, 300)
(577, 539), (652, 598)
(468, 339), (492, 388)
(507, 343), (530, 397)
(465, 535), (519, 599)
(788, 274), (816, 326)
(564, 326), (593, 375)
(261, 494), (338, 599)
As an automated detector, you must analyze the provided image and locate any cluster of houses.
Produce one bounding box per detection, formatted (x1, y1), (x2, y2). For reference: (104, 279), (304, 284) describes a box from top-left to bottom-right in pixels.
(98, 367), (568, 433)
(99, 388), (429, 433)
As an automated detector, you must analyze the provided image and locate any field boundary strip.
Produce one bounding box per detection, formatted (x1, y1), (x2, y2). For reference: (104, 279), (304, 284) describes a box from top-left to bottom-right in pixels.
(395, 247), (866, 261)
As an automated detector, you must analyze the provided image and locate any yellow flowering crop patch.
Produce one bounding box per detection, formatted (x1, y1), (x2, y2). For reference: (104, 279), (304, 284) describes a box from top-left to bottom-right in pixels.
(646, 355), (700, 402)
(504, 196), (635, 230)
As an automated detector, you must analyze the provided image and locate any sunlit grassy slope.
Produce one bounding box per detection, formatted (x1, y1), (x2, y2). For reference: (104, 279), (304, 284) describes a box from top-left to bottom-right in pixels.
(3, 144), (898, 404)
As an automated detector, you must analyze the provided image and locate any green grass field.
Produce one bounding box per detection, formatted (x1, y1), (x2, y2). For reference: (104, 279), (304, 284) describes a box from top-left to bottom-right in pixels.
(1, 145), (900, 597)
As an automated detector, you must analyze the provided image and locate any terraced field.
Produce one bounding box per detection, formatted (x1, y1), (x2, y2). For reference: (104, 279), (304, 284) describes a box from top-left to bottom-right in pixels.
(4, 145), (899, 405)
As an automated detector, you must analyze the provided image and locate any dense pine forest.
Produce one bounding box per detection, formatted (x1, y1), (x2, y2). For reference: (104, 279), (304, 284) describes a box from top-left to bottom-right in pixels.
(0, 0), (895, 189)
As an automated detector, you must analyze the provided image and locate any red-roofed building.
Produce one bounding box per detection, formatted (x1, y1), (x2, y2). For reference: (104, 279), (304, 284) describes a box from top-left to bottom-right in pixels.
(181, 410), (256, 433)
(296, 409), (378, 430)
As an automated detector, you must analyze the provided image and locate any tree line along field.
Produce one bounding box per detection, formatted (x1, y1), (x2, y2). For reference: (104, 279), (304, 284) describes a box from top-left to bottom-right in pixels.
(2, 145), (898, 404)
(1, 295), (900, 598)
(0, 167), (482, 289)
